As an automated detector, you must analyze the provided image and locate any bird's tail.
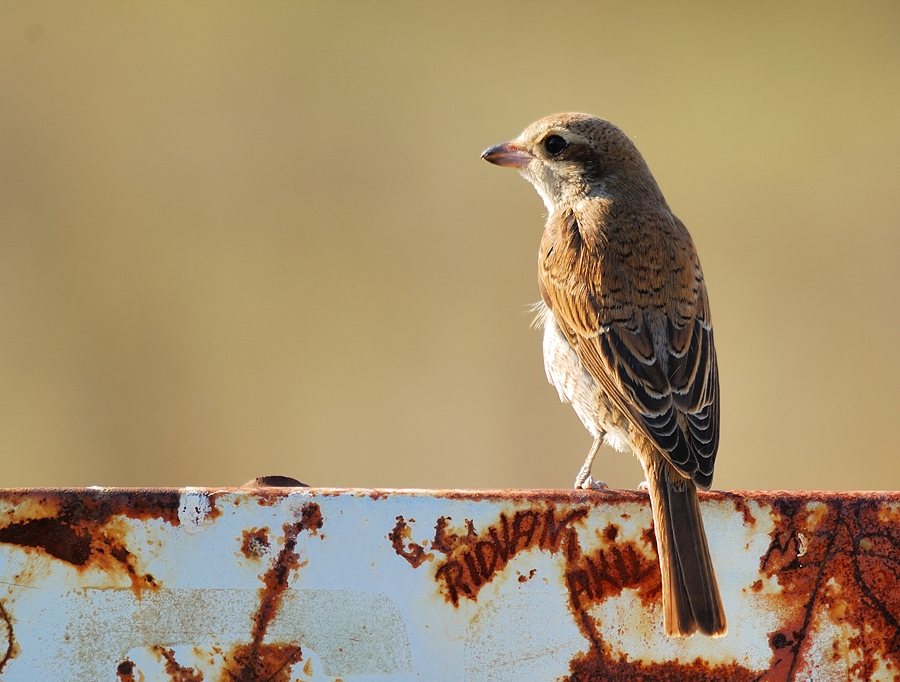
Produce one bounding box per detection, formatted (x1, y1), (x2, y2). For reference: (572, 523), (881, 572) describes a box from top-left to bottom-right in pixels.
(646, 454), (727, 637)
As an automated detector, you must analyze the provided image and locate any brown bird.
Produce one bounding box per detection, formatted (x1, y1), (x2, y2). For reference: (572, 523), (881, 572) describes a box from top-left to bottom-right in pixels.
(482, 113), (726, 637)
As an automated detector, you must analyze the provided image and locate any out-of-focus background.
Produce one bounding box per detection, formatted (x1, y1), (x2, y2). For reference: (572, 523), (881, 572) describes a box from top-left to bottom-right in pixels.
(0, 2), (897, 490)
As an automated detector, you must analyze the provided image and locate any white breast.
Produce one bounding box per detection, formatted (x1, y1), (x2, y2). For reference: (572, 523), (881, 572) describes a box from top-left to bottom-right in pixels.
(534, 302), (630, 452)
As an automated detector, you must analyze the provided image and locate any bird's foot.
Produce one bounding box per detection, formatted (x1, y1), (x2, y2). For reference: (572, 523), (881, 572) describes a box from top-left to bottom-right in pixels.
(636, 480), (649, 491)
(573, 436), (607, 490)
(575, 474), (609, 491)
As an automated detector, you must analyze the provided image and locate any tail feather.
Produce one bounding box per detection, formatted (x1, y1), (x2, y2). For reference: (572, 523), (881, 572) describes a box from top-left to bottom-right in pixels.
(647, 453), (726, 637)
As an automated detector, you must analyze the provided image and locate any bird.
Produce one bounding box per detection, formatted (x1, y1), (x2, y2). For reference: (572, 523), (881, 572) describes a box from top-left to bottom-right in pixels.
(481, 113), (726, 637)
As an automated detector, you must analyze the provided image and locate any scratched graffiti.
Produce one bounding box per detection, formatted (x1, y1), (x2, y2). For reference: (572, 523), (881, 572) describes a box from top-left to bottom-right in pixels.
(389, 492), (900, 680)
(389, 503), (758, 679)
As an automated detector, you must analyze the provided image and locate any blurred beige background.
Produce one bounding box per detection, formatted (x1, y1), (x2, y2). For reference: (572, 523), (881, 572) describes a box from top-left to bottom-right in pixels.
(0, 2), (897, 490)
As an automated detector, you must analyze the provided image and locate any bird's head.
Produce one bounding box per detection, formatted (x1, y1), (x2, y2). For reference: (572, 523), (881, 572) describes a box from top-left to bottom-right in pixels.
(481, 113), (661, 214)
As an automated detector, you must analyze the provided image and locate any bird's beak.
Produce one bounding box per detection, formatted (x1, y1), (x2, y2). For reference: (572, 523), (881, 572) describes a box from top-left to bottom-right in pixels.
(481, 141), (533, 168)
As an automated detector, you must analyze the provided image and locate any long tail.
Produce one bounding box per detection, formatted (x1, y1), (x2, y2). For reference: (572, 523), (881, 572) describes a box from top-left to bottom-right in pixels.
(645, 452), (727, 637)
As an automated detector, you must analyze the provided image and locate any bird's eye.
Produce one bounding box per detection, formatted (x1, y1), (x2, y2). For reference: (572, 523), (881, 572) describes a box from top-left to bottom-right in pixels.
(543, 134), (568, 156)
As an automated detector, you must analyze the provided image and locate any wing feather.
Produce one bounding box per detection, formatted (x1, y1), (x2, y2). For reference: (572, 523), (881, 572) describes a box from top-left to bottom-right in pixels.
(539, 204), (720, 488)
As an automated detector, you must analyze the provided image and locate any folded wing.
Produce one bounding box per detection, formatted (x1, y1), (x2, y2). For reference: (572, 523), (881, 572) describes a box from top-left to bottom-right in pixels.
(539, 205), (720, 488)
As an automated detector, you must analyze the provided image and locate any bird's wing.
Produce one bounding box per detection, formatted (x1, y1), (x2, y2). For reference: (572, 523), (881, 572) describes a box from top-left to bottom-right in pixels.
(539, 205), (719, 488)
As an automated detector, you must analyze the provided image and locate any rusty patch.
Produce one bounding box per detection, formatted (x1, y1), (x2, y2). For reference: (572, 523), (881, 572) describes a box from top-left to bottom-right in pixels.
(204, 495), (223, 521)
(389, 516), (434, 568)
(251, 491), (288, 508)
(727, 494), (757, 527)
(0, 516), (93, 565)
(564, 655), (761, 681)
(602, 523), (619, 543)
(116, 659), (136, 681)
(760, 496), (900, 681)
(240, 527), (270, 559)
(0, 490), (178, 594)
(517, 568), (537, 583)
(219, 502), (322, 680)
(152, 646), (204, 681)
(432, 515), (475, 554)
(221, 642), (302, 682)
(0, 601), (15, 674)
(299, 502), (323, 536)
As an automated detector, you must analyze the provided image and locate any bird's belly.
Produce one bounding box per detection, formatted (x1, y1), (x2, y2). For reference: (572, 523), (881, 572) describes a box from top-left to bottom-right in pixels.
(537, 304), (630, 451)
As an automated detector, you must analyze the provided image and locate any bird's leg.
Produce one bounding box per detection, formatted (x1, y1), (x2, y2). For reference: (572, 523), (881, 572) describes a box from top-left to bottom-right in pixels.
(574, 435), (609, 490)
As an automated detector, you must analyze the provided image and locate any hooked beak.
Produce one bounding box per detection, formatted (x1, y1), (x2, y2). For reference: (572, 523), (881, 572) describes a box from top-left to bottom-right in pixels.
(481, 141), (533, 168)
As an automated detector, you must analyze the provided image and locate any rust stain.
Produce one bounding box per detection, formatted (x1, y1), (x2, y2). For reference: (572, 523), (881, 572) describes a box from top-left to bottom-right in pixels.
(564, 655), (761, 681)
(252, 495), (282, 508)
(724, 493), (757, 527)
(221, 642), (302, 682)
(220, 502), (322, 681)
(299, 502), (323, 536)
(517, 568), (537, 583)
(602, 523), (619, 543)
(389, 516), (434, 568)
(0, 601), (15, 673)
(240, 527), (270, 560)
(0, 516), (93, 565)
(204, 495), (223, 521)
(760, 495), (900, 681)
(116, 659), (136, 681)
(152, 646), (204, 681)
(0, 490), (178, 594)
(432, 515), (475, 554)
(250, 491), (290, 508)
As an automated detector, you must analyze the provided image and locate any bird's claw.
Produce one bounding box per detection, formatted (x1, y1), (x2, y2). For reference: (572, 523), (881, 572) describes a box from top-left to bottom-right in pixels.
(575, 475), (609, 491)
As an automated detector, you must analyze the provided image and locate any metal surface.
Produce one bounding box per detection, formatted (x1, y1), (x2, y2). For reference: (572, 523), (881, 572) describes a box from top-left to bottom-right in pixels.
(0, 487), (897, 680)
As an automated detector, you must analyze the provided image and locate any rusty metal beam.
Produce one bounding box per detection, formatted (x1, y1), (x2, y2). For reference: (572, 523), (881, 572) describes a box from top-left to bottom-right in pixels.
(0, 487), (896, 680)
